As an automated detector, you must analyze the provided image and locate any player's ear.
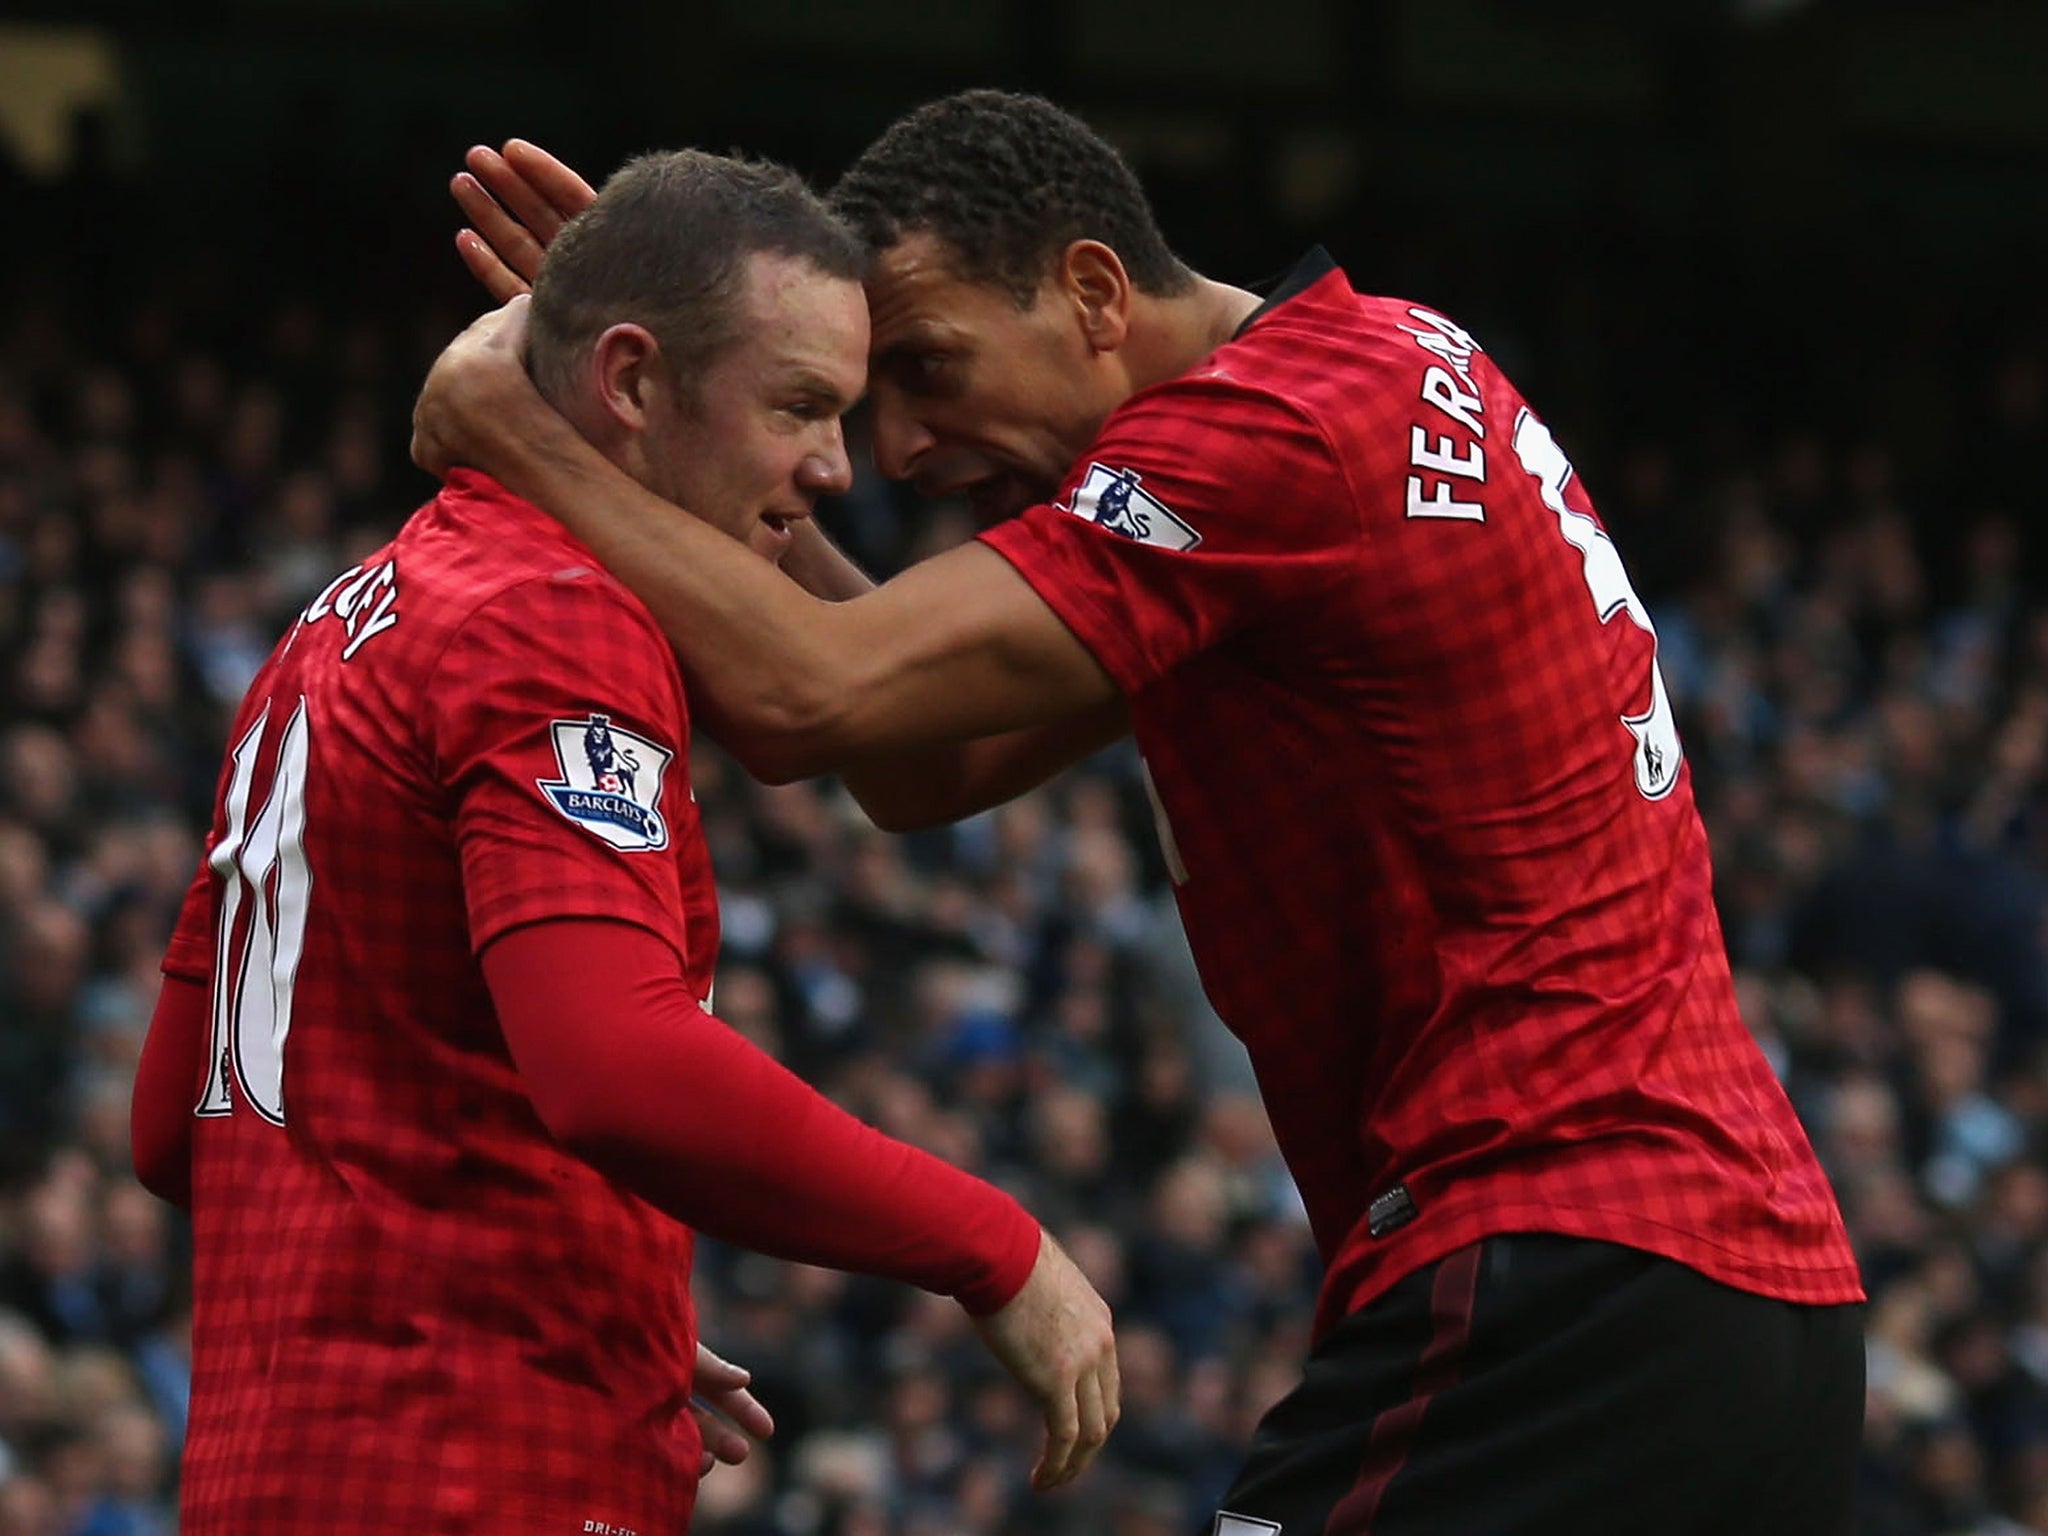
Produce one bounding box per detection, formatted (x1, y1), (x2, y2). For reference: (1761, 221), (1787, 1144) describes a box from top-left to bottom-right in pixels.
(1060, 240), (1131, 355)
(588, 323), (663, 433)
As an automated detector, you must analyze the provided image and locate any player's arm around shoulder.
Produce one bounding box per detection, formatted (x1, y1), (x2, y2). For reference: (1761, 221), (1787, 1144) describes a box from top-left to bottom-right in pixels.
(463, 533), (1119, 794)
(777, 522), (1133, 830)
(750, 541), (1122, 784)
(840, 697), (1132, 834)
(411, 304), (1111, 780)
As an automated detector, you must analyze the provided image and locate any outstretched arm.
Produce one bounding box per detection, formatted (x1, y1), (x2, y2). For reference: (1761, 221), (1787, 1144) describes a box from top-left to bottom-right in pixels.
(486, 917), (1118, 1488)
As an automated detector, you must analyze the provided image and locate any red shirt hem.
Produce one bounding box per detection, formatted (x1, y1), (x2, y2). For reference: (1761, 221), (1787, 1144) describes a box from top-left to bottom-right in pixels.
(1318, 1197), (1866, 1340)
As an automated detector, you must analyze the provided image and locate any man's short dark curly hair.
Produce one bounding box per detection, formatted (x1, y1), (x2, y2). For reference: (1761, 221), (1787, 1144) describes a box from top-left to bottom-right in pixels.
(830, 90), (1194, 307)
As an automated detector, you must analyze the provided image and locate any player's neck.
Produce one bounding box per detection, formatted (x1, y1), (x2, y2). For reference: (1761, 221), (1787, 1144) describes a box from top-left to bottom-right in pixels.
(1122, 276), (1265, 393)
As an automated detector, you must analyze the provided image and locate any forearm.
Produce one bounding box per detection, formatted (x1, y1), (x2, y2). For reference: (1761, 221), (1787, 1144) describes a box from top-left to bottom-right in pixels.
(782, 521), (1125, 829)
(484, 918), (1040, 1313)
(781, 519), (876, 602)
(843, 699), (1131, 832)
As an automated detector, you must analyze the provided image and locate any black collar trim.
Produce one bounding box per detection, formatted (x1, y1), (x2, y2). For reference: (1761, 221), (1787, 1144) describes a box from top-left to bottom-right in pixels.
(1233, 247), (1339, 339)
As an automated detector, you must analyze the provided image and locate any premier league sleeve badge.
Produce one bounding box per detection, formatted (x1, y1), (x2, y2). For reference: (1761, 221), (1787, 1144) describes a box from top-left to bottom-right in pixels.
(535, 712), (674, 852)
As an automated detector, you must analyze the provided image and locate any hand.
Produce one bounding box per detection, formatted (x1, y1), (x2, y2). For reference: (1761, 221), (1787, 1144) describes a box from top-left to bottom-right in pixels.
(451, 139), (597, 302)
(409, 294), (538, 480)
(971, 1228), (1119, 1491)
(691, 1342), (775, 1478)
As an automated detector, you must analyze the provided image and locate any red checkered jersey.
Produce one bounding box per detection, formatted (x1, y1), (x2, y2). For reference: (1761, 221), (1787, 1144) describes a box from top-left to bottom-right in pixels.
(161, 470), (715, 1535)
(982, 252), (1862, 1336)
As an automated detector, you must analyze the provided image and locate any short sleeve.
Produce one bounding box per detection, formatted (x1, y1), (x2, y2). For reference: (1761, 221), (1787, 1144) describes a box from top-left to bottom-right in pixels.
(428, 570), (694, 965)
(979, 376), (1358, 694)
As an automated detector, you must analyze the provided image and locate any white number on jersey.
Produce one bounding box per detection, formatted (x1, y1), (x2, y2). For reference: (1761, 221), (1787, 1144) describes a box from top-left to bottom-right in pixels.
(1510, 408), (1682, 800)
(196, 696), (315, 1124)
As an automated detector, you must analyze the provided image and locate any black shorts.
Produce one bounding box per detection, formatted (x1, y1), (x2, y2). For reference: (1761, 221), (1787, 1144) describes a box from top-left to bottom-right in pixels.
(1214, 1235), (1865, 1536)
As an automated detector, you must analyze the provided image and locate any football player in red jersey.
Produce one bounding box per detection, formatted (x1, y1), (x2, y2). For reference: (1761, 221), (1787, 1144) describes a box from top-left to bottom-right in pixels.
(131, 148), (1118, 1536)
(419, 95), (1866, 1535)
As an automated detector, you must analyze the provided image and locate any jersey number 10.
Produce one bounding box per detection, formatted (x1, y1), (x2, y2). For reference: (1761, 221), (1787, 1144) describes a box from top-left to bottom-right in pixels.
(195, 695), (314, 1125)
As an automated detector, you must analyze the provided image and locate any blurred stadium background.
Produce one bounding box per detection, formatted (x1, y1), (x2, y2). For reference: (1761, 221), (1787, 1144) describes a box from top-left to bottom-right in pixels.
(0, 1), (2045, 1532)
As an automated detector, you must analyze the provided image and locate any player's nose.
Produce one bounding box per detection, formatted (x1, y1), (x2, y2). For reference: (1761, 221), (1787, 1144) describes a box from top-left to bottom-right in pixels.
(869, 397), (935, 483)
(798, 424), (854, 497)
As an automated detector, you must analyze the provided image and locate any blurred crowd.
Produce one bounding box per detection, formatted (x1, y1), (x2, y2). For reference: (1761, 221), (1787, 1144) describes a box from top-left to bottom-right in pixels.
(2, 145), (2048, 1536)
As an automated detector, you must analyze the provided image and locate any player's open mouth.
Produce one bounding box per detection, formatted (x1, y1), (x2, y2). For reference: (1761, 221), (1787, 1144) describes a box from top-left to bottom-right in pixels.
(760, 514), (794, 539)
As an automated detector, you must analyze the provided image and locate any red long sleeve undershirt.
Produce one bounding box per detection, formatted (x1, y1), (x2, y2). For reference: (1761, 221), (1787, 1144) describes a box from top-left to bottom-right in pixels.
(133, 974), (206, 1211)
(132, 918), (1039, 1316)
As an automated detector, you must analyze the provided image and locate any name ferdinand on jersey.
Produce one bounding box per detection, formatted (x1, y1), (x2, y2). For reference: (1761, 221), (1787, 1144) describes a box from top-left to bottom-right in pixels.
(1063, 463), (1202, 552)
(536, 714), (674, 852)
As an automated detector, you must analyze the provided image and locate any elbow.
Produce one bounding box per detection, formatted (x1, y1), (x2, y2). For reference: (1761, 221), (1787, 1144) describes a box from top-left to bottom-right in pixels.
(529, 1087), (616, 1168)
(857, 801), (921, 835)
(544, 1114), (633, 1183)
(533, 1082), (684, 1180)
(130, 1151), (169, 1203)
(551, 1124), (617, 1175)
(547, 1104), (714, 1205)
(131, 1134), (189, 1211)
(722, 686), (857, 786)
(851, 786), (944, 835)
(732, 740), (824, 787)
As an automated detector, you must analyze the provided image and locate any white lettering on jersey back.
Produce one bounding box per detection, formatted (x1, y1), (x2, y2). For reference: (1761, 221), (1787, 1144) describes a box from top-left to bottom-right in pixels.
(1420, 366), (1485, 436)
(301, 559), (401, 659)
(1400, 308), (1489, 521)
(536, 713), (674, 852)
(1063, 463), (1202, 552)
